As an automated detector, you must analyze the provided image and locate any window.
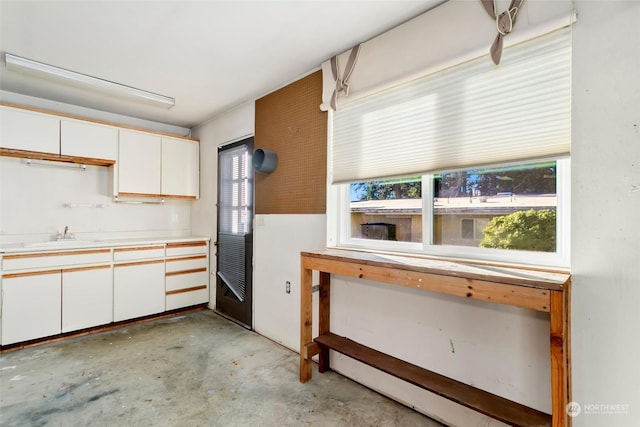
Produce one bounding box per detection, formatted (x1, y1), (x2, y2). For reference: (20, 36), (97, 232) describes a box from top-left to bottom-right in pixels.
(328, 29), (571, 267)
(334, 159), (569, 267)
(460, 219), (488, 241)
(219, 144), (251, 235)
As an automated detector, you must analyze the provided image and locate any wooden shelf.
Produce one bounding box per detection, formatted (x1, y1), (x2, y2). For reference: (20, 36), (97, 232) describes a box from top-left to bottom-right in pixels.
(0, 147), (115, 167)
(315, 332), (551, 427)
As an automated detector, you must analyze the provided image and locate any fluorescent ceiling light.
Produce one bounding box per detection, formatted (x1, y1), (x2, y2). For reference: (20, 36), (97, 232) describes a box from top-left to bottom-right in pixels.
(5, 53), (175, 109)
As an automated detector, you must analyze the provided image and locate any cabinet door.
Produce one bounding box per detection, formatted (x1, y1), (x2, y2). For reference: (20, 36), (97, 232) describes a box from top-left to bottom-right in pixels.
(118, 130), (161, 195)
(1, 271), (61, 345)
(0, 106), (60, 154)
(61, 119), (118, 161)
(62, 266), (113, 333)
(161, 137), (199, 198)
(113, 260), (165, 321)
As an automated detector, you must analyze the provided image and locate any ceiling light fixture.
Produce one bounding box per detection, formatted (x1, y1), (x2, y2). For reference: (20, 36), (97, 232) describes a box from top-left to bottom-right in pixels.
(4, 53), (175, 109)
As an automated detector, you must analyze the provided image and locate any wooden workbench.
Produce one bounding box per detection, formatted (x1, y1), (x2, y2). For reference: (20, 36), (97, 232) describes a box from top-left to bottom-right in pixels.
(299, 249), (571, 427)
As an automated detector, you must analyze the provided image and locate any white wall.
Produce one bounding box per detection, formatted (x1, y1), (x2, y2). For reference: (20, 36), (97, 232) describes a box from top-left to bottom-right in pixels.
(0, 157), (191, 244)
(191, 101), (254, 307)
(570, 1), (640, 425)
(253, 214), (325, 350)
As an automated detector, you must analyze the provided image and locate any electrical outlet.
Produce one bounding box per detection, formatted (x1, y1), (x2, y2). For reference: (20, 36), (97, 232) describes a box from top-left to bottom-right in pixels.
(285, 281), (291, 294)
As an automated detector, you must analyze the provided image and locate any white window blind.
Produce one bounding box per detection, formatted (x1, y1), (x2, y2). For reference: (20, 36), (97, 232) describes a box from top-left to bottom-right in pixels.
(331, 28), (571, 184)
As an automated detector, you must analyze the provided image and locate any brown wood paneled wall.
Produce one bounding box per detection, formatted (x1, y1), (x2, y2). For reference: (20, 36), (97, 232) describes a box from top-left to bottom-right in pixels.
(254, 71), (327, 214)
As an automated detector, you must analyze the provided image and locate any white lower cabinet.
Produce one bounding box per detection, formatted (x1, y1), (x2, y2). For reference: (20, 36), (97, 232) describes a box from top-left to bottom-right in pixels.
(1, 271), (61, 345)
(62, 266), (113, 333)
(0, 239), (209, 345)
(113, 260), (165, 321)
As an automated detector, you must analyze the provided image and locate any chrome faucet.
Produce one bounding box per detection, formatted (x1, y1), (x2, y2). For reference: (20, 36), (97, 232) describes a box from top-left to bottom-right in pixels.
(56, 225), (75, 241)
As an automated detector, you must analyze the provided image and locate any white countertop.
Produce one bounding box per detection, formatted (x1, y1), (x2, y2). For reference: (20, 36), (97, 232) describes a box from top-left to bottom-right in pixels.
(0, 236), (210, 254)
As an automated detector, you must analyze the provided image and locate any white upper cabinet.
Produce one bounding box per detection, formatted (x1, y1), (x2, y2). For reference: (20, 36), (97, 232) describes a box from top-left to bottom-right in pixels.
(118, 130), (161, 195)
(161, 137), (199, 198)
(0, 105), (60, 154)
(61, 119), (118, 161)
(0, 104), (199, 199)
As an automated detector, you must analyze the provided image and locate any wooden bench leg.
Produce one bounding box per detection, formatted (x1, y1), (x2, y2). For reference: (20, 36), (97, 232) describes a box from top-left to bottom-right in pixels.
(318, 272), (331, 373)
(300, 265), (313, 383)
(550, 285), (571, 427)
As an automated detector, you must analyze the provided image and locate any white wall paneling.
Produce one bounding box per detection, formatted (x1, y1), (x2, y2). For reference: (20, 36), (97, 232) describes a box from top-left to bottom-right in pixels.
(253, 214), (326, 351)
(570, 1), (640, 425)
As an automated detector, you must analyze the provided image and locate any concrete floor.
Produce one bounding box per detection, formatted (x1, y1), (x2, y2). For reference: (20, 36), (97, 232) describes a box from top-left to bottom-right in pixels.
(1, 310), (443, 427)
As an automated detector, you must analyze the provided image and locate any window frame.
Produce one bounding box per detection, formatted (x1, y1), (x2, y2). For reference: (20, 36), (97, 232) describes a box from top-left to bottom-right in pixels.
(328, 158), (570, 268)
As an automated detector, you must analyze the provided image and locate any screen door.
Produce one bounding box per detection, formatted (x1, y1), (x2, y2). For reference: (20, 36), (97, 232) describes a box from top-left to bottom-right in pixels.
(216, 138), (253, 328)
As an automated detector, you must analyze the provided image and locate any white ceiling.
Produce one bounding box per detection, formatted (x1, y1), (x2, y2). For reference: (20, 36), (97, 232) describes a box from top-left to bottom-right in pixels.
(0, 0), (444, 128)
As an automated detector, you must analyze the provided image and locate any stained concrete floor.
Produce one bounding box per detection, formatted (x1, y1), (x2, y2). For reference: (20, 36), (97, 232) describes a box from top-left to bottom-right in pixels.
(1, 310), (443, 427)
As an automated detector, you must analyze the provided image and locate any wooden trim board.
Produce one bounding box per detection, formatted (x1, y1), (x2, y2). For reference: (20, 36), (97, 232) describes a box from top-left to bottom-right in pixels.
(0, 147), (115, 167)
(3, 249), (110, 259)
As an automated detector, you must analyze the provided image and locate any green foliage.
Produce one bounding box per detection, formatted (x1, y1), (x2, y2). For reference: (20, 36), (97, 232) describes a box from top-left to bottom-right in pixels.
(436, 162), (556, 197)
(479, 209), (556, 252)
(352, 179), (421, 201)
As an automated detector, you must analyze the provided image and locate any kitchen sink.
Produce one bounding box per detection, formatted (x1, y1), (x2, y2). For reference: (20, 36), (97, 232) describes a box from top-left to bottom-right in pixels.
(24, 240), (97, 248)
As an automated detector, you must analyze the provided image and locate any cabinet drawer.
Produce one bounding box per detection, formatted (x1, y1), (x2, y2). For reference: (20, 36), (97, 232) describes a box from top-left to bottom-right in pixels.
(166, 241), (207, 257)
(166, 287), (208, 310)
(165, 269), (208, 292)
(2, 249), (111, 271)
(165, 255), (207, 273)
(114, 246), (164, 262)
